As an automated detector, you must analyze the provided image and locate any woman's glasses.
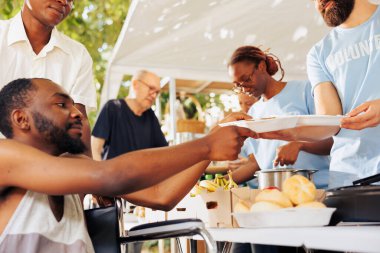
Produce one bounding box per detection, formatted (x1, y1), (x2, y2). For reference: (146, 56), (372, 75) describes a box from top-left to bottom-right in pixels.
(232, 68), (256, 94)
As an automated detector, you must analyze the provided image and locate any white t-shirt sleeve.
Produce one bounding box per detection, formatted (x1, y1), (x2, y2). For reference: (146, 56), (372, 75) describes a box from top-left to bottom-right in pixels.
(306, 47), (331, 95)
(69, 48), (97, 111)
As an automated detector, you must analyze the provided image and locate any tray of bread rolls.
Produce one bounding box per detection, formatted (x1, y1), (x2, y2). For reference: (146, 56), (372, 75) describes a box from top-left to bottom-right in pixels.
(233, 175), (336, 228)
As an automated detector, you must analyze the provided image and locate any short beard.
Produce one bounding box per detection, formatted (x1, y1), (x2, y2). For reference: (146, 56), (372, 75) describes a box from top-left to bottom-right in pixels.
(322, 0), (355, 27)
(32, 112), (86, 154)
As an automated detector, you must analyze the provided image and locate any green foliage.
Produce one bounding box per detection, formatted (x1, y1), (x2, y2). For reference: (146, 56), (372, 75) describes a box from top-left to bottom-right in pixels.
(159, 92), (224, 120)
(142, 239), (171, 253)
(117, 77), (133, 99)
(182, 98), (197, 119)
(195, 93), (224, 112)
(0, 0), (21, 18)
(57, 1), (130, 93)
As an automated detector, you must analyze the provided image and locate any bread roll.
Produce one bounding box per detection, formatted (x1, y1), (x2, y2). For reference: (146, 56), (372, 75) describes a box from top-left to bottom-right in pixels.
(282, 175), (316, 205)
(296, 201), (326, 209)
(250, 201), (283, 212)
(255, 188), (293, 208)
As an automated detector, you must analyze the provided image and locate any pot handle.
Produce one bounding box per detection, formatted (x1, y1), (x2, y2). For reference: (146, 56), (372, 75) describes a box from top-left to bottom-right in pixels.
(352, 173), (380, 186)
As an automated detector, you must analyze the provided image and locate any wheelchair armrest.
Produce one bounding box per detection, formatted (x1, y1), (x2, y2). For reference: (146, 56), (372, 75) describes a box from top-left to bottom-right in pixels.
(129, 218), (202, 231)
(120, 218), (216, 253)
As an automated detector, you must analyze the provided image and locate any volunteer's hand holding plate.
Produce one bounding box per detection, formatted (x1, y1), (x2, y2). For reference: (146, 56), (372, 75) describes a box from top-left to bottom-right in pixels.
(219, 115), (345, 141)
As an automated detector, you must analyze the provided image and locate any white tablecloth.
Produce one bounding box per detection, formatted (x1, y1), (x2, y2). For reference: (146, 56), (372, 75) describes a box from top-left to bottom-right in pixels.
(125, 220), (380, 252)
(207, 226), (380, 253)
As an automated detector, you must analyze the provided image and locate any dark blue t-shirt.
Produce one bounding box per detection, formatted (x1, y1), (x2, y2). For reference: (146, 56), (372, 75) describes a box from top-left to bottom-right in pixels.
(92, 99), (168, 160)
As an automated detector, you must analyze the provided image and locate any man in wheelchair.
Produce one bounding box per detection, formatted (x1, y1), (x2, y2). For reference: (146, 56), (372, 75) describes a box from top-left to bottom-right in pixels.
(0, 78), (255, 253)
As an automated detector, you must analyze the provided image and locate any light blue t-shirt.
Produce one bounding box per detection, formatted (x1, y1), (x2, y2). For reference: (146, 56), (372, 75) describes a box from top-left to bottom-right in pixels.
(307, 6), (380, 187)
(245, 80), (330, 189)
(240, 139), (251, 158)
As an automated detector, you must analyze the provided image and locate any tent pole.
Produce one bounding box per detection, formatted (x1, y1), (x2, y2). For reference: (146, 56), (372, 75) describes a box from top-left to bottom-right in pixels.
(155, 95), (161, 120)
(156, 77), (170, 123)
(169, 78), (177, 145)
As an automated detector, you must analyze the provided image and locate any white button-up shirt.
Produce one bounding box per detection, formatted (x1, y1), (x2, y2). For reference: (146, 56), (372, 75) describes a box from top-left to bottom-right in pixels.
(0, 12), (97, 110)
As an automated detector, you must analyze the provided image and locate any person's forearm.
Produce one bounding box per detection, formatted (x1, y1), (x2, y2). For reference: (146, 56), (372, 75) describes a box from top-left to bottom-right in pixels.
(259, 125), (339, 142)
(100, 126), (256, 195)
(4, 126), (252, 196)
(3, 138), (210, 196)
(228, 156), (259, 184)
(259, 82), (342, 142)
(294, 126), (339, 142)
(100, 138), (212, 196)
(297, 137), (333, 156)
(296, 81), (342, 141)
(122, 160), (210, 211)
(230, 164), (255, 184)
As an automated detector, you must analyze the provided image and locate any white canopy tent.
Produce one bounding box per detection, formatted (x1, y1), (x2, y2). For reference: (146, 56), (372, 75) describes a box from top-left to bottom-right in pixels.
(100, 0), (330, 139)
(101, 0), (329, 103)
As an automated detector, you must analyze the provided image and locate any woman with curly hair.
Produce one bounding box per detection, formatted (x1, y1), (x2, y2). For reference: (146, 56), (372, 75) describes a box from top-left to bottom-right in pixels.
(227, 45), (333, 253)
(228, 46), (332, 189)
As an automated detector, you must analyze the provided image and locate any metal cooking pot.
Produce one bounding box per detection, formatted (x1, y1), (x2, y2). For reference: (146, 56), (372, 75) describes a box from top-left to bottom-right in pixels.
(254, 168), (318, 190)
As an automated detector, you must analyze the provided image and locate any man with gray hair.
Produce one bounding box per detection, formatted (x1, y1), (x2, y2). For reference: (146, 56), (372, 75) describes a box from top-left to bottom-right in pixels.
(91, 70), (167, 161)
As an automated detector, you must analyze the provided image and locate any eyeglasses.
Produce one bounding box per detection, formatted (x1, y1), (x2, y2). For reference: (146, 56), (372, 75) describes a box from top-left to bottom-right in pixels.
(138, 80), (160, 96)
(232, 68), (256, 94)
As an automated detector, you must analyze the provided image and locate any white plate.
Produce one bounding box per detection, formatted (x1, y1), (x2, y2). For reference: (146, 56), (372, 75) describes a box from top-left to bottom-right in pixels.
(219, 116), (298, 133)
(233, 207), (336, 228)
(296, 115), (345, 126)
